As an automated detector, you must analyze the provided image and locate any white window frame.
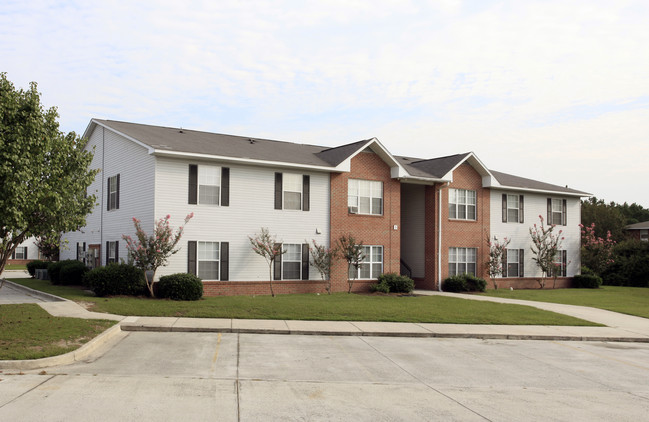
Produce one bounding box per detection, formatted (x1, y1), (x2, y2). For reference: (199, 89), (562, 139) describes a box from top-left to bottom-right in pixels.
(282, 243), (302, 280)
(198, 165), (221, 205)
(198, 241), (220, 280)
(506, 194), (520, 223)
(553, 249), (567, 277)
(449, 189), (476, 220)
(506, 249), (520, 277)
(449, 247), (477, 276)
(283, 173), (303, 211)
(350, 245), (383, 279)
(108, 241), (117, 264)
(108, 175), (118, 211)
(348, 179), (383, 215)
(13, 246), (27, 260)
(551, 198), (563, 225)
(641, 229), (648, 241)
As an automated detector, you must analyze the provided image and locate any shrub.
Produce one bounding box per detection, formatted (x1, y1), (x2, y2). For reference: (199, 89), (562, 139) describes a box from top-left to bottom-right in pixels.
(47, 260), (78, 285)
(580, 266), (595, 276)
(58, 260), (88, 285)
(442, 274), (487, 293)
(369, 282), (390, 293)
(377, 273), (415, 293)
(84, 264), (147, 297)
(573, 274), (602, 289)
(157, 273), (203, 301)
(26, 260), (49, 277)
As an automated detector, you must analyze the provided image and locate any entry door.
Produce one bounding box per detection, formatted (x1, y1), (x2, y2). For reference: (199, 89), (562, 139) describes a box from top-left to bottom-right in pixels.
(88, 244), (101, 269)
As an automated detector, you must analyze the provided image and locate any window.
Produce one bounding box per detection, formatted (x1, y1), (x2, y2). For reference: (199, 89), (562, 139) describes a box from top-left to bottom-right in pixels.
(548, 198), (566, 226)
(553, 250), (568, 277)
(504, 249), (525, 277)
(12, 247), (27, 260)
(188, 165), (230, 206)
(106, 241), (118, 264)
(349, 245), (383, 279)
(449, 189), (476, 220)
(198, 241), (220, 280)
(348, 179), (383, 215)
(274, 173), (310, 211)
(283, 174), (302, 210)
(502, 194), (524, 223)
(198, 166), (220, 205)
(282, 244), (302, 279)
(449, 247), (477, 276)
(641, 229), (648, 242)
(107, 174), (120, 211)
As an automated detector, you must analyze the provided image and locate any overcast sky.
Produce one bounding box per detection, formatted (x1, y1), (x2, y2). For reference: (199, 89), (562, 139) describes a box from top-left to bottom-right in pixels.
(2, 1), (649, 207)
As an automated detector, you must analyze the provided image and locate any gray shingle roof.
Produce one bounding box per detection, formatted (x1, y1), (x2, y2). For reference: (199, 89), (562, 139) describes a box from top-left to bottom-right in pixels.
(490, 170), (590, 195)
(626, 221), (649, 230)
(396, 153), (471, 179)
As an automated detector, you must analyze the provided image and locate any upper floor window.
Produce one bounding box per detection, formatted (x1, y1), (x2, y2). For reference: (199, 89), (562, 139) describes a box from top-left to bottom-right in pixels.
(348, 179), (383, 215)
(449, 247), (477, 276)
(349, 245), (383, 279)
(449, 189), (476, 220)
(548, 198), (567, 226)
(502, 194), (524, 223)
(188, 165), (230, 206)
(275, 173), (310, 211)
(107, 174), (120, 211)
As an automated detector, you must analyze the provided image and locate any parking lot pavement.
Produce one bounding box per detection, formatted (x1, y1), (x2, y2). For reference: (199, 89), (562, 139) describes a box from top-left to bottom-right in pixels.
(2, 332), (648, 421)
(0, 280), (53, 304)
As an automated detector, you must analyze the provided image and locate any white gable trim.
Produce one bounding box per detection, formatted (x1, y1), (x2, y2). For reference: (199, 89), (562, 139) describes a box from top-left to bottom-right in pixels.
(86, 119), (155, 154)
(334, 138), (409, 178)
(440, 152), (496, 185)
(490, 185), (589, 198)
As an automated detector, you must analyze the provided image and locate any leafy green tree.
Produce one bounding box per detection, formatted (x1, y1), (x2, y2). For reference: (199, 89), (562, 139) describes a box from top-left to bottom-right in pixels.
(337, 234), (365, 293)
(0, 73), (97, 287)
(485, 235), (510, 289)
(581, 197), (626, 241)
(249, 227), (286, 297)
(309, 239), (339, 294)
(529, 215), (564, 289)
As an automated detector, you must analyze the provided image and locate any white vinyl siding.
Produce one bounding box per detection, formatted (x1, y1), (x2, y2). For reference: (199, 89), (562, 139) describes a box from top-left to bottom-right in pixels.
(348, 179), (382, 215)
(198, 241), (220, 280)
(198, 166), (221, 205)
(449, 247), (477, 276)
(449, 189), (476, 220)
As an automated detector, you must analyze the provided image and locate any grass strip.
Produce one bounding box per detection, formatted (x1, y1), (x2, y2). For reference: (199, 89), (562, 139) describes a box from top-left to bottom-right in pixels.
(0, 303), (116, 360)
(482, 286), (649, 319)
(9, 279), (597, 326)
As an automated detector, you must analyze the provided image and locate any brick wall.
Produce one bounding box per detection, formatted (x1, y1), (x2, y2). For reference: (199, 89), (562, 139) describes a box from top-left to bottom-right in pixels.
(329, 150), (401, 292)
(202, 279), (376, 296)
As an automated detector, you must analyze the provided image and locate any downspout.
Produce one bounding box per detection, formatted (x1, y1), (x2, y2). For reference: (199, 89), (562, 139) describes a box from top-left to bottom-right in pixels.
(438, 182), (450, 291)
(100, 127), (105, 266)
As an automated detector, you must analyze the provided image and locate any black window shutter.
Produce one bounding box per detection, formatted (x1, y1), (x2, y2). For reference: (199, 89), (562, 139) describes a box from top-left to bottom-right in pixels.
(187, 241), (197, 275)
(11, 250), (15, 259)
(274, 173), (282, 210)
(105, 241), (110, 265)
(502, 249), (508, 277)
(76, 242), (80, 260)
(502, 194), (507, 223)
(562, 199), (567, 226)
(220, 242), (229, 281)
(24, 247), (27, 260)
(547, 198), (552, 223)
(273, 243), (282, 280)
(221, 167), (230, 207)
(519, 195), (524, 224)
(116, 174), (120, 210)
(188, 165), (198, 205)
(83, 242), (87, 264)
(519, 249), (524, 277)
(562, 250), (567, 276)
(115, 241), (119, 263)
(302, 175), (310, 212)
(301, 243), (309, 280)
(107, 177), (111, 211)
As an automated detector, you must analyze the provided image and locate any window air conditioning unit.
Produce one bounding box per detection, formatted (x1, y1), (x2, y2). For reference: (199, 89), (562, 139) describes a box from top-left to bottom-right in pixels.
(348, 206), (358, 214)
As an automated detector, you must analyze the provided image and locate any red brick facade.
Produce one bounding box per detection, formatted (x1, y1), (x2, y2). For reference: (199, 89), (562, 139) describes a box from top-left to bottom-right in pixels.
(329, 150), (401, 292)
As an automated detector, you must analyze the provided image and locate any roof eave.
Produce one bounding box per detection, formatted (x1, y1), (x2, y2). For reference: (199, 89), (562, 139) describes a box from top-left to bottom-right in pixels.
(489, 184), (591, 197)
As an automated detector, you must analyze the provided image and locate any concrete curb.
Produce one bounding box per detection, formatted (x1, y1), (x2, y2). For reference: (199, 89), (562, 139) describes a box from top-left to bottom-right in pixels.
(119, 323), (649, 343)
(2, 279), (66, 303)
(0, 324), (126, 371)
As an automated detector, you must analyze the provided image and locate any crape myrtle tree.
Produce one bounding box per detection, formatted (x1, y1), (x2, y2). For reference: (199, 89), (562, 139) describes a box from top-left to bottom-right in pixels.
(486, 235), (510, 290)
(309, 239), (339, 294)
(34, 230), (61, 261)
(249, 227), (286, 297)
(529, 215), (564, 289)
(337, 234), (365, 293)
(122, 213), (193, 298)
(0, 73), (97, 287)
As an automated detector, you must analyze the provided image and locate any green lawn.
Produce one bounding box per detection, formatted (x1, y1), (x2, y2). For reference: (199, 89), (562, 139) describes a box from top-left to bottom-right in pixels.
(4, 264), (27, 270)
(9, 278), (597, 326)
(482, 286), (649, 319)
(0, 304), (116, 360)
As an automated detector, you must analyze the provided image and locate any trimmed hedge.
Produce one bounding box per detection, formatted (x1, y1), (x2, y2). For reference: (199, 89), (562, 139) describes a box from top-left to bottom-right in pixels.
(48, 260), (83, 285)
(442, 274), (487, 292)
(373, 273), (415, 293)
(573, 274), (602, 289)
(58, 261), (88, 285)
(83, 264), (147, 297)
(157, 273), (203, 301)
(369, 282), (390, 293)
(26, 260), (49, 277)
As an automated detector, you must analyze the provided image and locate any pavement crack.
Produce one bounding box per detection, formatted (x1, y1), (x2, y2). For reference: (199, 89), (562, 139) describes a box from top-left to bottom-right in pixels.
(0, 375), (56, 409)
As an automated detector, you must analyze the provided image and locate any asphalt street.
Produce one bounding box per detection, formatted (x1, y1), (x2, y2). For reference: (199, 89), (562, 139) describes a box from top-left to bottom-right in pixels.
(1, 332), (648, 421)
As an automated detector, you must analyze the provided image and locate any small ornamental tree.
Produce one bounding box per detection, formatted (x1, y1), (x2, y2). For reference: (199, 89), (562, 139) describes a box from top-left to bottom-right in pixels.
(529, 215), (564, 289)
(337, 234), (365, 293)
(122, 213), (193, 297)
(249, 227), (286, 297)
(486, 235), (511, 289)
(579, 222), (616, 276)
(34, 231), (61, 261)
(309, 239), (339, 294)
